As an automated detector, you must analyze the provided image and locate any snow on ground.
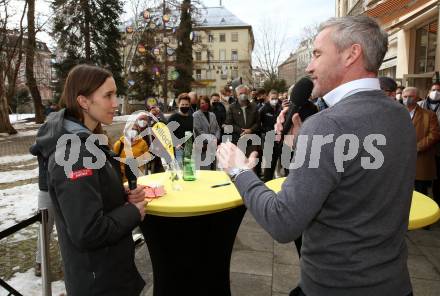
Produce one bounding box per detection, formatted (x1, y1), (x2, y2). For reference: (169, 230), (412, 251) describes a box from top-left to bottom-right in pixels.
(112, 115), (130, 122)
(9, 129), (38, 138)
(9, 114), (35, 124)
(0, 269), (65, 296)
(0, 154), (36, 165)
(0, 168), (39, 184)
(0, 183), (39, 231)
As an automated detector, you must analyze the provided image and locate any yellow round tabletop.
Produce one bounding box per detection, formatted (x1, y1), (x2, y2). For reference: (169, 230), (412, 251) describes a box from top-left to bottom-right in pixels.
(138, 170), (243, 217)
(265, 177), (440, 230)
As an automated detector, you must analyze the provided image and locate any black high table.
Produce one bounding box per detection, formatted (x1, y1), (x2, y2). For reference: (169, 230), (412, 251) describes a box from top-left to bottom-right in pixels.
(138, 171), (246, 296)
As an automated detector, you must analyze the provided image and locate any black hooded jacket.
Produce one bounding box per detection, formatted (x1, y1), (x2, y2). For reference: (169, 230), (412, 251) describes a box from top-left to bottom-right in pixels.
(36, 109), (145, 296)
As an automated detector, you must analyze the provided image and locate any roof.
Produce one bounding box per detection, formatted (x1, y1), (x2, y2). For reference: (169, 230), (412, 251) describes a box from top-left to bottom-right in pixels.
(196, 7), (250, 28)
(279, 53), (297, 67)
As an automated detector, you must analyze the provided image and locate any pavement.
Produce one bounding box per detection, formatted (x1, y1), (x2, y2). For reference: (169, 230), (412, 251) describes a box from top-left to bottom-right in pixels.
(1, 119), (440, 295)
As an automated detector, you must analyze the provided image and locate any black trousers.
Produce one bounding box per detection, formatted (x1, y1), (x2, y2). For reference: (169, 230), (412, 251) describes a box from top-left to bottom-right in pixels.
(263, 142), (282, 181)
(290, 287), (414, 296)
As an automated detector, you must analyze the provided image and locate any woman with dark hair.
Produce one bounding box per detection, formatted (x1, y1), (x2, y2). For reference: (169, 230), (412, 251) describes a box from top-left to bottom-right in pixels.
(193, 95), (220, 170)
(34, 64), (146, 295)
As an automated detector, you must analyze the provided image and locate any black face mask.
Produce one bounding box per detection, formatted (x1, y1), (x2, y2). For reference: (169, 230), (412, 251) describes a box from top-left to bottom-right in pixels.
(212, 102), (220, 107)
(180, 107), (190, 114)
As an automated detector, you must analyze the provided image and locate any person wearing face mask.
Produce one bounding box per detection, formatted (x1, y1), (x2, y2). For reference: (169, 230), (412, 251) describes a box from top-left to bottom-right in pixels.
(167, 93), (194, 166)
(137, 110), (167, 174)
(210, 92), (227, 130)
(225, 84), (261, 163)
(403, 86), (440, 195)
(193, 96), (221, 170)
(259, 90), (282, 181)
(418, 82), (440, 204)
(188, 91), (199, 113)
(255, 88), (267, 111)
(113, 123), (150, 182)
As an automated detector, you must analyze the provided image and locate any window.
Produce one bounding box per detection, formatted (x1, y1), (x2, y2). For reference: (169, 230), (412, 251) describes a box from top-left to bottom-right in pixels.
(196, 69), (202, 80)
(220, 70), (228, 80)
(194, 35), (202, 43)
(415, 19), (437, 74)
(219, 33), (226, 42)
(231, 50), (238, 61)
(219, 49), (226, 61)
(208, 34), (214, 42)
(195, 52), (202, 61)
(231, 69), (238, 79)
(231, 32), (238, 42)
(207, 50), (214, 61)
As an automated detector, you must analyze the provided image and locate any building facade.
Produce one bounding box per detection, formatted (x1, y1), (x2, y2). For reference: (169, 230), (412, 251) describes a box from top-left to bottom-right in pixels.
(192, 6), (254, 96)
(3, 31), (53, 107)
(336, 0), (440, 97)
(121, 6), (254, 101)
(278, 53), (297, 87)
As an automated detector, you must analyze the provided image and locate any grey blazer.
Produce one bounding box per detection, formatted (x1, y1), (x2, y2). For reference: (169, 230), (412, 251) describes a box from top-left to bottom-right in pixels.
(193, 110), (221, 141)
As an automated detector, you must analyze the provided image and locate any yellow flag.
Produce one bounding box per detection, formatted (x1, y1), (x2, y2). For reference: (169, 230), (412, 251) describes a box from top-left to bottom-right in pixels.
(151, 122), (175, 160)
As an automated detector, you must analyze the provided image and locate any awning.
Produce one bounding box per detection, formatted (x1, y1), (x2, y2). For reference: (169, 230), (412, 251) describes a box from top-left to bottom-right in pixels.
(379, 57), (397, 70)
(403, 71), (436, 79)
(364, 0), (432, 25)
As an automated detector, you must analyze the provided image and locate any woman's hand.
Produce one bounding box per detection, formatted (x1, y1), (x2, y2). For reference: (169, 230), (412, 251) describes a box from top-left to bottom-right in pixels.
(134, 200), (146, 221)
(126, 185), (146, 204)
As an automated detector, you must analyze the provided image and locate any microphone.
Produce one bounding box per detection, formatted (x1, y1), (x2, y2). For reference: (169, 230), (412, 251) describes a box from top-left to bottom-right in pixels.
(124, 158), (138, 190)
(282, 77), (314, 136)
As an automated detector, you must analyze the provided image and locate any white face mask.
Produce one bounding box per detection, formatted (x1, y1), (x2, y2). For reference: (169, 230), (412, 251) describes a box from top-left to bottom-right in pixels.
(126, 129), (138, 141)
(137, 119), (147, 128)
(403, 97), (416, 106)
(429, 90), (440, 101)
(270, 99), (278, 106)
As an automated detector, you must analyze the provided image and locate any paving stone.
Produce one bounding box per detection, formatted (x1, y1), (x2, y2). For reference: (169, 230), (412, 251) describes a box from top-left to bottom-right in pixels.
(230, 250), (273, 277)
(230, 272), (272, 296)
(239, 211), (264, 234)
(272, 263), (300, 294)
(234, 228), (274, 252)
(407, 229), (440, 248)
(274, 242), (299, 265)
(407, 254), (440, 280)
(418, 246), (440, 275)
(272, 293), (289, 296)
(410, 278), (440, 296)
(405, 236), (422, 255)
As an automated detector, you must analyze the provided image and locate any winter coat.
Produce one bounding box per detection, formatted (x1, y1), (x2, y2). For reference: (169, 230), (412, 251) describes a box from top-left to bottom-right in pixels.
(36, 109), (145, 296)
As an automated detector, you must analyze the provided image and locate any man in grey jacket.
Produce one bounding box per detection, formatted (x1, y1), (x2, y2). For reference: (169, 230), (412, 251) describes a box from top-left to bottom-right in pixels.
(217, 16), (416, 296)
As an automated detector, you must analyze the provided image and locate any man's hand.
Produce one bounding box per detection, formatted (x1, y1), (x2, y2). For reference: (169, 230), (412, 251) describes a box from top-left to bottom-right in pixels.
(126, 185), (146, 204)
(134, 200), (146, 221)
(240, 128), (252, 137)
(274, 107), (303, 147)
(216, 142), (258, 172)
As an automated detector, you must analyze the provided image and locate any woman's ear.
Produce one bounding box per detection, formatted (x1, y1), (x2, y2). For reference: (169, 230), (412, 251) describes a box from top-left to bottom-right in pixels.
(77, 95), (89, 111)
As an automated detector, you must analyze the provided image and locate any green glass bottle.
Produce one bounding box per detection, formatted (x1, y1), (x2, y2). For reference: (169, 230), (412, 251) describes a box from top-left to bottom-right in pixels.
(183, 131), (196, 181)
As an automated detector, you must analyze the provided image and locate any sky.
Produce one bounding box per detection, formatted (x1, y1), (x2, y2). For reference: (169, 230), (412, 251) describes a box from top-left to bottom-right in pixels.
(5, 0), (335, 65)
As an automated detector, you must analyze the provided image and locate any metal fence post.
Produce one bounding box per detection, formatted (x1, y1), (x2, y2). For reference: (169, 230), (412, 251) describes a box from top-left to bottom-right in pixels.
(39, 209), (52, 296)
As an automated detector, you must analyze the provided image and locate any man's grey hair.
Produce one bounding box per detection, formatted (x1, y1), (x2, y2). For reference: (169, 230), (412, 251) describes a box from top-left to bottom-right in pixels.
(235, 84), (250, 94)
(403, 86), (419, 97)
(319, 16), (388, 73)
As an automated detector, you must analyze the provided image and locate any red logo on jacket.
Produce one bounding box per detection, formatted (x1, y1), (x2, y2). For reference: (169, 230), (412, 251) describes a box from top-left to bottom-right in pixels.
(69, 169), (93, 180)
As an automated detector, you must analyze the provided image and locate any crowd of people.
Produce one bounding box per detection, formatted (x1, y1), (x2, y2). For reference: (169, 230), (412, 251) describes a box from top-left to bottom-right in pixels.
(27, 13), (440, 296)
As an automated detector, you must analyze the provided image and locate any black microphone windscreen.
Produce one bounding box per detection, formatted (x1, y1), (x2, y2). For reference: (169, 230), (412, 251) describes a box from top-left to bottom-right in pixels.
(290, 77), (314, 106)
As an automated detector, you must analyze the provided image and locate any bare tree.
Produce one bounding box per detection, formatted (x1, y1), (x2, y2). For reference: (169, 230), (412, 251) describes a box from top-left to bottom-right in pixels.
(0, 0), (27, 134)
(253, 18), (292, 82)
(26, 0), (45, 123)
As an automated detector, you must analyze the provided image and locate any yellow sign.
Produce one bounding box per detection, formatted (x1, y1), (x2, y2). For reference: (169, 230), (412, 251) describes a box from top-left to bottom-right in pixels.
(151, 122), (175, 160)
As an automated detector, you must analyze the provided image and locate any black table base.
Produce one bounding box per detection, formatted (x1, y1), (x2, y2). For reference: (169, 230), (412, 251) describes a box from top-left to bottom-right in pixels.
(140, 205), (246, 296)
